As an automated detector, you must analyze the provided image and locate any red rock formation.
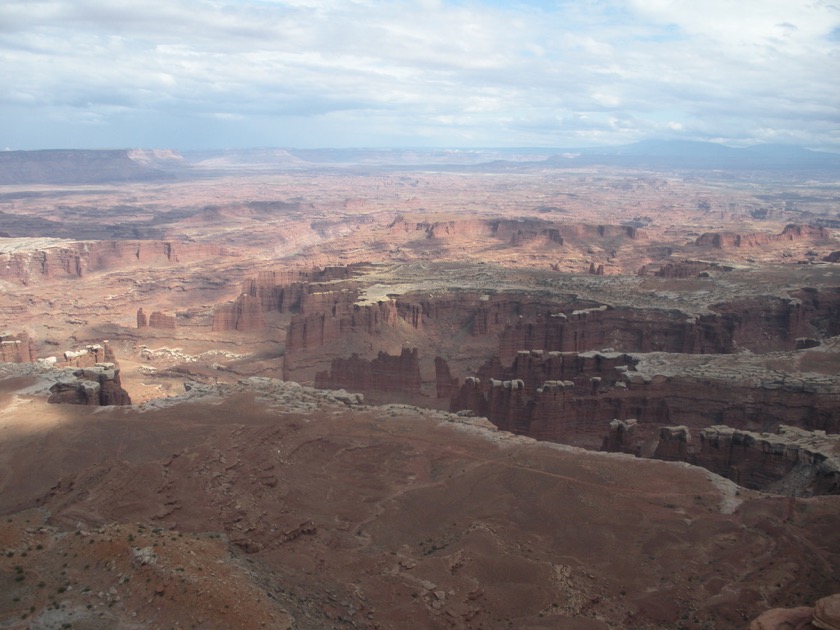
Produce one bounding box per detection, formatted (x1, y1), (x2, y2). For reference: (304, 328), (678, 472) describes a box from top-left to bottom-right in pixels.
(639, 260), (716, 278)
(451, 345), (840, 456)
(212, 294), (265, 332)
(148, 311), (176, 330)
(602, 419), (640, 455)
(486, 289), (840, 360)
(688, 426), (839, 495)
(587, 262), (605, 275)
(434, 357), (458, 399)
(387, 216), (648, 248)
(494, 306), (725, 362)
(0, 240), (228, 284)
(695, 224), (829, 248)
(286, 292), (403, 354)
(0, 332), (36, 363)
(61, 343), (115, 368)
(137, 308), (148, 328)
(314, 348), (421, 399)
(48, 364), (131, 406)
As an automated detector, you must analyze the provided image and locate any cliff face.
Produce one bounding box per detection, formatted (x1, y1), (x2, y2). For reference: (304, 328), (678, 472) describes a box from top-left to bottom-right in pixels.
(137, 309), (177, 330)
(212, 294), (265, 332)
(0, 240), (227, 285)
(388, 216), (647, 251)
(283, 279), (840, 415)
(285, 294), (401, 355)
(0, 332), (36, 363)
(211, 266), (355, 332)
(434, 356), (458, 399)
(451, 348), (840, 451)
(48, 364), (132, 406)
(490, 292), (840, 360)
(314, 348), (421, 401)
(60, 343), (116, 368)
(653, 425), (840, 496)
(44, 342), (131, 406)
(148, 312), (176, 330)
(695, 224), (829, 248)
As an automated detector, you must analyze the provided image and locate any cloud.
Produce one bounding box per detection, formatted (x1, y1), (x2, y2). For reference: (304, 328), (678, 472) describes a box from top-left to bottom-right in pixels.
(0, 0), (837, 149)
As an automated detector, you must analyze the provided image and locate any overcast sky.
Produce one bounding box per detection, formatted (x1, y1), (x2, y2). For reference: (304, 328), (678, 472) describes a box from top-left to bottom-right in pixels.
(1, 0), (838, 150)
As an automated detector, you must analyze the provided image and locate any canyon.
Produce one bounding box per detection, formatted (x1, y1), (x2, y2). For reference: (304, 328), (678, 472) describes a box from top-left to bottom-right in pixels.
(1, 146), (839, 628)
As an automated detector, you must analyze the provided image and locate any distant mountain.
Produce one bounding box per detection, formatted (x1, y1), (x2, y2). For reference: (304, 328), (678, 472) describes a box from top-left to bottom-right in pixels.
(2, 143), (837, 183)
(545, 140), (840, 172)
(0, 149), (175, 185)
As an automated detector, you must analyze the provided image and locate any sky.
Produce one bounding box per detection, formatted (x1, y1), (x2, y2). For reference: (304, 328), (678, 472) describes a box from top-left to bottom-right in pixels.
(1, 0), (839, 151)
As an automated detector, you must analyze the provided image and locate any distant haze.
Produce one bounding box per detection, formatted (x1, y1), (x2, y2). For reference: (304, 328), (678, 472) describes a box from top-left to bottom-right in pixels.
(1, 0), (838, 151)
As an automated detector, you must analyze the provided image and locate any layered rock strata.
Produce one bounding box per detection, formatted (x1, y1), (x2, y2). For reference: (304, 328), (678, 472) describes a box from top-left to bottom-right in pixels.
(695, 224), (829, 248)
(314, 348), (422, 401)
(635, 424), (840, 496)
(47, 363), (131, 405)
(0, 240), (227, 284)
(0, 332), (36, 363)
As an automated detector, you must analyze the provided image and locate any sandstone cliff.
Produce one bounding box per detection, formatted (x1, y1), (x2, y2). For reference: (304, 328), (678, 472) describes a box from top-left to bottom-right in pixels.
(451, 348), (840, 456)
(314, 348), (422, 401)
(0, 240), (228, 285)
(212, 294), (265, 332)
(0, 332), (36, 363)
(48, 364), (131, 406)
(137, 309), (177, 330)
(648, 425), (840, 496)
(695, 224), (829, 248)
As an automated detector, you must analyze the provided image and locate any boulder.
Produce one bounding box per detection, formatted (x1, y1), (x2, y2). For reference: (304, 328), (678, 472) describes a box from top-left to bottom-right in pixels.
(749, 606), (815, 630)
(814, 594), (840, 630)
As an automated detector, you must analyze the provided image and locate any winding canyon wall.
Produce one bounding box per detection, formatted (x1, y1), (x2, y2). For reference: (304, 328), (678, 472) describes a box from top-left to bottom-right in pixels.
(0, 240), (227, 284)
(451, 349), (840, 446)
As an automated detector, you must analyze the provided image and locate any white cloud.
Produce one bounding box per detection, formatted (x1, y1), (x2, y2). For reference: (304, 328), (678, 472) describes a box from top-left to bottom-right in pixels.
(0, 0), (837, 149)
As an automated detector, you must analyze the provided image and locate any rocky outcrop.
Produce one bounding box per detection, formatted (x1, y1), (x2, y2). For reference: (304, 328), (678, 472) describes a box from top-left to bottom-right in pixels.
(602, 418), (638, 453)
(286, 293), (390, 352)
(388, 216), (647, 246)
(608, 422), (840, 496)
(0, 240), (227, 284)
(638, 260), (717, 278)
(492, 291), (840, 360)
(48, 363), (131, 406)
(60, 343), (116, 368)
(0, 332), (36, 363)
(212, 266), (358, 331)
(814, 594), (840, 630)
(451, 347), (840, 457)
(749, 594), (840, 630)
(434, 357), (458, 399)
(749, 606), (816, 630)
(284, 279), (840, 416)
(695, 224), (829, 248)
(149, 312), (176, 330)
(212, 294), (265, 332)
(314, 348), (422, 400)
(691, 425), (840, 495)
(588, 262), (605, 275)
